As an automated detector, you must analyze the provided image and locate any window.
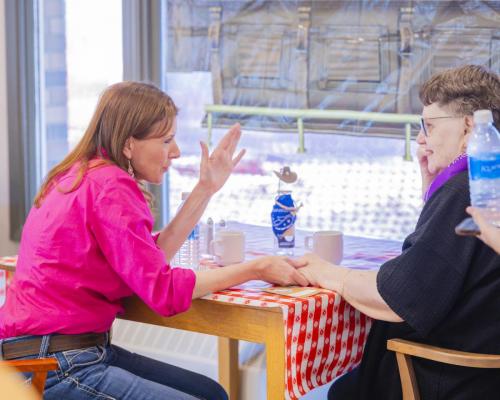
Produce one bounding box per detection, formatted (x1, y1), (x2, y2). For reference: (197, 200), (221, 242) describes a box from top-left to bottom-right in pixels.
(164, 1), (423, 241)
(9, 0), (499, 241)
(6, 0), (122, 240)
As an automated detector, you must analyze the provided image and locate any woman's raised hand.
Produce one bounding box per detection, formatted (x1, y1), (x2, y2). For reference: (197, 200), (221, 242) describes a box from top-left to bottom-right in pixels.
(198, 124), (246, 195)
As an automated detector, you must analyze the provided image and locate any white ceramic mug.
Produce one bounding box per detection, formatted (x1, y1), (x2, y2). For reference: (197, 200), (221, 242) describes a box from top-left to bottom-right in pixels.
(209, 230), (245, 266)
(304, 230), (343, 264)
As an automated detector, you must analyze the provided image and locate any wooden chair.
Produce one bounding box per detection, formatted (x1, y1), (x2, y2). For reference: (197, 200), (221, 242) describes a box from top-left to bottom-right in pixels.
(2, 359), (59, 398)
(387, 338), (500, 400)
(1, 263), (60, 398)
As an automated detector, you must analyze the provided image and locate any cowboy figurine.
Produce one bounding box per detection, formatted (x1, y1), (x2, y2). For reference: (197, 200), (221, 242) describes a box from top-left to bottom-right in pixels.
(271, 166), (302, 253)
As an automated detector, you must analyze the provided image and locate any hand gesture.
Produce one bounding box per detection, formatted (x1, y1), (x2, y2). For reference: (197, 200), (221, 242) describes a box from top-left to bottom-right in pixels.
(254, 256), (309, 287)
(198, 124), (246, 195)
(294, 253), (336, 289)
(467, 206), (500, 254)
(416, 144), (437, 196)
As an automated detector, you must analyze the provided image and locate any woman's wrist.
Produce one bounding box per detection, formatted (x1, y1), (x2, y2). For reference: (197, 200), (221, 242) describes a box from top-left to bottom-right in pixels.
(323, 266), (349, 294)
(192, 181), (215, 199)
(247, 258), (266, 281)
(339, 269), (352, 297)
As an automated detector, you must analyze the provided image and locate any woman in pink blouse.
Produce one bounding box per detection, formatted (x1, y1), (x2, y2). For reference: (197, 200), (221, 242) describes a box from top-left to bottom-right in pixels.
(0, 82), (308, 400)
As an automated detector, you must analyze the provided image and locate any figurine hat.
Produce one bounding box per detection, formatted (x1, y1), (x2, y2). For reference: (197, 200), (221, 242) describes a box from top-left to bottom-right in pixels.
(274, 166), (297, 183)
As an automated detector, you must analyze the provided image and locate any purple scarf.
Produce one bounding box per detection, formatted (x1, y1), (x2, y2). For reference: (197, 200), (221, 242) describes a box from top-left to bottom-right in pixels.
(423, 154), (468, 202)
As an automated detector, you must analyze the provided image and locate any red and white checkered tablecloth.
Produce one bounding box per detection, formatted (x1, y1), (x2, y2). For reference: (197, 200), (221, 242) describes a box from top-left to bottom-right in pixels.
(201, 223), (401, 399)
(0, 256), (16, 306)
(0, 223), (401, 399)
(206, 288), (369, 399)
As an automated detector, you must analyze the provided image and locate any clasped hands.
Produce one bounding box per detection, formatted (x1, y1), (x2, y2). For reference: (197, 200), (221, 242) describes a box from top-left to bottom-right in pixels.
(253, 253), (340, 291)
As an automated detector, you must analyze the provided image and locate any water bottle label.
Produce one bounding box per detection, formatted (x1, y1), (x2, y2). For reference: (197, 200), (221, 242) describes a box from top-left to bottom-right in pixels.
(469, 155), (500, 180)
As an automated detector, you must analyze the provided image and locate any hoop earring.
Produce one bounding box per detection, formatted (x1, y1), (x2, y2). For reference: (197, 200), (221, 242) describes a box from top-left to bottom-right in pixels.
(127, 159), (135, 178)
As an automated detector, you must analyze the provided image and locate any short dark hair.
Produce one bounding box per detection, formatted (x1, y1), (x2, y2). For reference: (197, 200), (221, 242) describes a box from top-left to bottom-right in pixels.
(419, 65), (500, 129)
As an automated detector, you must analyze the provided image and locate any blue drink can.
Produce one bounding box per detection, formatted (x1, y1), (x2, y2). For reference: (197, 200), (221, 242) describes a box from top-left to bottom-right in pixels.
(271, 192), (297, 249)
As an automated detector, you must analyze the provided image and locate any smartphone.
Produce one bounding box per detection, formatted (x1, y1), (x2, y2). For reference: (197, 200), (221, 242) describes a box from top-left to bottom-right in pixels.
(455, 217), (481, 236)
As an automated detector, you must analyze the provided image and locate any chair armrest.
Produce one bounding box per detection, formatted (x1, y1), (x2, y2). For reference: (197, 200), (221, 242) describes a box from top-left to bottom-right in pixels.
(4, 358), (59, 397)
(0, 264), (16, 273)
(4, 358), (59, 373)
(387, 339), (500, 368)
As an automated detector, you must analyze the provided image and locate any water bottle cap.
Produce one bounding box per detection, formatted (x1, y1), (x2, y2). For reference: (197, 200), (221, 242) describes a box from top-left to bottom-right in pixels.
(181, 192), (190, 200)
(473, 109), (493, 124)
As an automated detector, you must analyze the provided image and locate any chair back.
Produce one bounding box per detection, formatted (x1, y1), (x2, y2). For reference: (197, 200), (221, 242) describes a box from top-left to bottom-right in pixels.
(0, 261), (60, 399)
(3, 359), (59, 398)
(387, 338), (500, 400)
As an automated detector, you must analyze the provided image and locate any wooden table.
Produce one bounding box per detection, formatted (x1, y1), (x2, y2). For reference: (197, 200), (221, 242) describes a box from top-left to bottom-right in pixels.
(1, 228), (402, 400)
(0, 259), (282, 399)
(120, 295), (285, 400)
(0, 260), (15, 299)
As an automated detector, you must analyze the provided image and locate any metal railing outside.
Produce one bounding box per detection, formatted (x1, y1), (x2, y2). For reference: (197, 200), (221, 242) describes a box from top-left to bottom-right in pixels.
(205, 105), (420, 161)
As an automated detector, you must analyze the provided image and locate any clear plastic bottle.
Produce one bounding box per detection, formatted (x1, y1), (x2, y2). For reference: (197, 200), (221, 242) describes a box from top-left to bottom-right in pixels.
(468, 109), (500, 226)
(204, 217), (214, 255)
(174, 192), (200, 269)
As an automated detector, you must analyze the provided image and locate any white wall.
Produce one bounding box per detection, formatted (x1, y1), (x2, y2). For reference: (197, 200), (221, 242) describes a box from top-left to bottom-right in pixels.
(0, 0), (19, 256)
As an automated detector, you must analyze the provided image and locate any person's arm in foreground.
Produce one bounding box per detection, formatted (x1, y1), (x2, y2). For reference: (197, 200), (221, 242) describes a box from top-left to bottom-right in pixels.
(467, 206), (500, 254)
(156, 124), (245, 261)
(296, 254), (402, 322)
(192, 256), (309, 298)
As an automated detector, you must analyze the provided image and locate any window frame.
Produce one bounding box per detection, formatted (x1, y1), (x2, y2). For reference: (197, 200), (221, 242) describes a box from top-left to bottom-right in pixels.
(6, 0), (170, 240)
(123, 0), (170, 229)
(6, 0), (42, 241)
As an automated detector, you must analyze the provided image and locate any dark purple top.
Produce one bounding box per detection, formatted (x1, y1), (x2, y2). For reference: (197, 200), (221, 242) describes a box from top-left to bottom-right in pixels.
(423, 154), (468, 202)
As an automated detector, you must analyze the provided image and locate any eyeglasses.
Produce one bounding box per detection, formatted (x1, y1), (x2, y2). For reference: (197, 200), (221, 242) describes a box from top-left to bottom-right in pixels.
(419, 116), (463, 137)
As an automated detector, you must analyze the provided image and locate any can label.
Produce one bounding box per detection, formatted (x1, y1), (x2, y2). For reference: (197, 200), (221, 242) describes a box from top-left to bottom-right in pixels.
(271, 193), (297, 248)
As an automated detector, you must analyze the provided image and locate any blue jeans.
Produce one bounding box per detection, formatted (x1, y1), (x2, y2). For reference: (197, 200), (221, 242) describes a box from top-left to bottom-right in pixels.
(2, 335), (228, 400)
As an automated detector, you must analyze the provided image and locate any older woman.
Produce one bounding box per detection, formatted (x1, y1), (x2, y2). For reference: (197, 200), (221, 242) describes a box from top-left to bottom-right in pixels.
(298, 65), (500, 399)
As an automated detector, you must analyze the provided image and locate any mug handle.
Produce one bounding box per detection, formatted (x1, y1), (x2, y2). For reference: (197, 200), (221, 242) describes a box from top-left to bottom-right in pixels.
(209, 240), (222, 257)
(304, 236), (313, 251)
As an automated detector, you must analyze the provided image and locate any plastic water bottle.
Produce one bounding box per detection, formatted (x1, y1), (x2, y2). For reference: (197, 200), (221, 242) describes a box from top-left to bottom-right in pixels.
(468, 109), (500, 226)
(174, 192), (200, 269)
(203, 217), (214, 256)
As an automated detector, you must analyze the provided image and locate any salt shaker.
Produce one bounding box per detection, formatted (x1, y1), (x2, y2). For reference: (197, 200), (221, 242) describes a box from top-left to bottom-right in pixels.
(218, 219), (226, 231)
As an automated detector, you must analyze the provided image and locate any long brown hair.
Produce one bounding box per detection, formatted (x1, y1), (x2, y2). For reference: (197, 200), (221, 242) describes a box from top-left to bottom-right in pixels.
(34, 81), (178, 208)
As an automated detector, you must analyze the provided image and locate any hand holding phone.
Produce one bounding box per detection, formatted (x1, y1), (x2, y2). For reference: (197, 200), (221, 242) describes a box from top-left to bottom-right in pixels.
(455, 217), (481, 236)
